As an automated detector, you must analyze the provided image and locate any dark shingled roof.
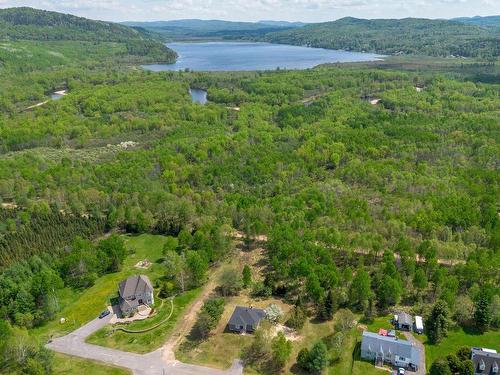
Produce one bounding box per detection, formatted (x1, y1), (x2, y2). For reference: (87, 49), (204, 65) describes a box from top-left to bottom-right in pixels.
(228, 306), (266, 328)
(471, 348), (500, 374)
(398, 312), (413, 326)
(118, 275), (153, 298)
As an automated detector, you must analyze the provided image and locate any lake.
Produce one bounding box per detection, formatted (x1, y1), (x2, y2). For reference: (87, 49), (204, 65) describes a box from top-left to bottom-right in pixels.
(143, 42), (383, 72)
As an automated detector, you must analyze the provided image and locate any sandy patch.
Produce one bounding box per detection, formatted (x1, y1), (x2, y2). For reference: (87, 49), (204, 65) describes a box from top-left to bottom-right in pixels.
(135, 259), (152, 269)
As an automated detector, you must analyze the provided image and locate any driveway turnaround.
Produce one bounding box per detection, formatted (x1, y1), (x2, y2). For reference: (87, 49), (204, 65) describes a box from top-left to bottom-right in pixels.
(46, 313), (243, 375)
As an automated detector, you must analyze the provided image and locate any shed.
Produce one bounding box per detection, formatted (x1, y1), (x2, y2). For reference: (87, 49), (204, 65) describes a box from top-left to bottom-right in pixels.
(395, 312), (413, 331)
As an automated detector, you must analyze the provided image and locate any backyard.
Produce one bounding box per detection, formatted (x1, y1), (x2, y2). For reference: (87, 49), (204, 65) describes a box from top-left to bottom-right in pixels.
(419, 327), (500, 368)
(32, 234), (168, 342)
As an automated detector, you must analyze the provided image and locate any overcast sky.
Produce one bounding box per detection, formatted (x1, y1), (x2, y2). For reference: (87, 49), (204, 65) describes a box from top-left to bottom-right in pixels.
(0, 0), (499, 22)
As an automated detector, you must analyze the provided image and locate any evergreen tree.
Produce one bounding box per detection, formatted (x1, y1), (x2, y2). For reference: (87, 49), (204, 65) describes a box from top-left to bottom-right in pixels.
(324, 289), (337, 320)
(426, 300), (449, 344)
(474, 289), (492, 333)
(242, 265), (252, 288)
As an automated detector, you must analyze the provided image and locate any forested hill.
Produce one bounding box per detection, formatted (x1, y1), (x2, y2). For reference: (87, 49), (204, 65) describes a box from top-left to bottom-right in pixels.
(0, 7), (177, 63)
(1, 7), (145, 41)
(454, 15), (500, 29)
(260, 17), (500, 58)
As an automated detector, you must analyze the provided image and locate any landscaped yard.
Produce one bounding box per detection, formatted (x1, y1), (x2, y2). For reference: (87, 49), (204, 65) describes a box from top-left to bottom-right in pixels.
(31, 234), (167, 341)
(53, 353), (131, 375)
(419, 327), (500, 368)
(87, 288), (201, 353)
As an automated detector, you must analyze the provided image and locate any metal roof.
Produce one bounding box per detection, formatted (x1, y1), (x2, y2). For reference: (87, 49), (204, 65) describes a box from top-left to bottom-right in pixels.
(361, 331), (420, 364)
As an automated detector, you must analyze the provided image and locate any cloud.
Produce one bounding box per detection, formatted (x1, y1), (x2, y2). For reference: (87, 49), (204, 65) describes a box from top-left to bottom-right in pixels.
(0, 0), (498, 22)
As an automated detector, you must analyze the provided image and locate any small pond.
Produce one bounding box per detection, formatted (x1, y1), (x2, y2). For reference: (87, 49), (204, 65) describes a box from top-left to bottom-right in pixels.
(190, 88), (208, 105)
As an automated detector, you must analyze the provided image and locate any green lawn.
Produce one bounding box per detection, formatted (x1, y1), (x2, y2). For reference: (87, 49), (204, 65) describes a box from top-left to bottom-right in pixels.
(32, 234), (167, 341)
(329, 327), (388, 375)
(87, 288), (201, 353)
(362, 314), (404, 339)
(53, 353), (131, 375)
(177, 331), (251, 370)
(420, 327), (500, 368)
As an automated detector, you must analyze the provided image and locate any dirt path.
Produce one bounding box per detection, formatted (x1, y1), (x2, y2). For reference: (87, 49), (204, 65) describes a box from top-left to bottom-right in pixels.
(162, 265), (224, 360)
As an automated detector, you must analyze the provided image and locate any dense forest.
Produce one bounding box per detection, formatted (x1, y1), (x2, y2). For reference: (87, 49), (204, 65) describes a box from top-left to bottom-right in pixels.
(0, 7), (177, 66)
(0, 7), (499, 375)
(259, 17), (500, 58)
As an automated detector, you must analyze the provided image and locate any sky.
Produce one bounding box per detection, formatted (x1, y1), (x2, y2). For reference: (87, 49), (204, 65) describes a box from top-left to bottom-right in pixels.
(0, 0), (499, 22)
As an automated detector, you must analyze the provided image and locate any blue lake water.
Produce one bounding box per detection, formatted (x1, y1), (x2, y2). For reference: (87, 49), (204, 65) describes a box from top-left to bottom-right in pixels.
(143, 42), (383, 72)
(190, 88), (208, 104)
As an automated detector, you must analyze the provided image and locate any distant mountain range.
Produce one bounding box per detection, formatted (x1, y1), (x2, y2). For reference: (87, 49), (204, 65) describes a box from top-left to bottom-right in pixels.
(453, 15), (500, 29)
(121, 19), (304, 39)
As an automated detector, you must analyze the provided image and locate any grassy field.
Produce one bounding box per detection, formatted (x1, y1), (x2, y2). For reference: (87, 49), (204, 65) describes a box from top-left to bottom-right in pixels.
(176, 291), (290, 370)
(31, 234), (167, 341)
(419, 327), (500, 368)
(53, 353), (131, 375)
(87, 288), (201, 353)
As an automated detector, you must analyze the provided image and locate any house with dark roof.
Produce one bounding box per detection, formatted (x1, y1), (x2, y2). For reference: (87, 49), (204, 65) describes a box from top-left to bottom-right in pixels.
(394, 312), (413, 331)
(227, 306), (266, 333)
(118, 275), (154, 316)
(471, 348), (499, 375)
(361, 331), (420, 370)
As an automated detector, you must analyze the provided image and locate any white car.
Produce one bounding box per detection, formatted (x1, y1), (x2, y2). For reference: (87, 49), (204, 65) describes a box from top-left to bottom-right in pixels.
(398, 368), (406, 375)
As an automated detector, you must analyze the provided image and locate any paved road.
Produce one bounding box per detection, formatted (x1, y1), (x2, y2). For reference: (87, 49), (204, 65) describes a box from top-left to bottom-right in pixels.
(46, 313), (243, 375)
(403, 332), (426, 375)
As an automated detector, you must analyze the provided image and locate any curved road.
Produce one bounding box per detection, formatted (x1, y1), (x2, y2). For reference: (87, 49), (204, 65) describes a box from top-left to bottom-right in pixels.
(46, 312), (243, 375)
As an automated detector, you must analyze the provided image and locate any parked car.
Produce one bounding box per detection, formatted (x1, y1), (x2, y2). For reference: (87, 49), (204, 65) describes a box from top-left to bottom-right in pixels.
(398, 368), (405, 375)
(99, 310), (110, 319)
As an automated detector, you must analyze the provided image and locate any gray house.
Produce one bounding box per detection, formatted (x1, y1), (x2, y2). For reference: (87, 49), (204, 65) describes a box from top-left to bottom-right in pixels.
(118, 275), (154, 316)
(394, 312), (413, 331)
(361, 331), (420, 370)
(228, 306), (266, 333)
(471, 348), (499, 375)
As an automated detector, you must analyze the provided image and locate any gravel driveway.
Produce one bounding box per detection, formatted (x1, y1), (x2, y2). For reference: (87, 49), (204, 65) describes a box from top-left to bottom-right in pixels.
(402, 332), (426, 375)
(46, 312), (243, 375)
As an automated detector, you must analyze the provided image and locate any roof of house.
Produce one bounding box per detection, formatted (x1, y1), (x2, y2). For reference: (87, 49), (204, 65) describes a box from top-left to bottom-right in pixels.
(397, 312), (413, 326)
(120, 297), (139, 312)
(361, 331), (420, 364)
(228, 306), (266, 328)
(119, 275), (153, 298)
(471, 348), (500, 374)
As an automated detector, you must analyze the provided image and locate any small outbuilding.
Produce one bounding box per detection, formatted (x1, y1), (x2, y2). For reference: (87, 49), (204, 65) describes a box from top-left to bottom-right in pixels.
(228, 306), (266, 333)
(394, 312), (413, 331)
